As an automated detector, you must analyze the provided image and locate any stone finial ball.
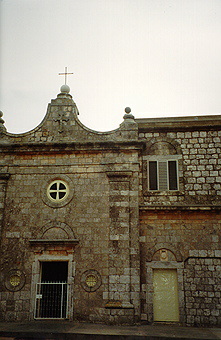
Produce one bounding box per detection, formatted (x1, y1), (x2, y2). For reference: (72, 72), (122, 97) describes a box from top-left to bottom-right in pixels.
(60, 84), (70, 93)
(125, 107), (131, 114)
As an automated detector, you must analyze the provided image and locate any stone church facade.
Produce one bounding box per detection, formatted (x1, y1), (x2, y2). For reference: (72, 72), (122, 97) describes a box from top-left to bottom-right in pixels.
(0, 85), (220, 326)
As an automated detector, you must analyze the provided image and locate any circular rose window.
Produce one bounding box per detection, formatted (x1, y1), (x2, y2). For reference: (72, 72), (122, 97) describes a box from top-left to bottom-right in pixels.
(5, 270), (26, 292)
(85, 274), (97, 288)
(81, 270), (102, 292)
(10, 274), (21, 287)
(42, 176), (74, 208)
(47, 180), (69, 202)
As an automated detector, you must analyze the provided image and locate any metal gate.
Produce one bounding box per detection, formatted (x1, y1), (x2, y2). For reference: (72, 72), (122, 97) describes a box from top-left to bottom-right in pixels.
(35, 282), (68, 319)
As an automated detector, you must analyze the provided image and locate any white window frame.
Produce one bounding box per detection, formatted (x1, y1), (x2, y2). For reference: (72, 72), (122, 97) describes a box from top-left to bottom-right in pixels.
(47, 180), (69, 202)
(146, 156), (180, 192)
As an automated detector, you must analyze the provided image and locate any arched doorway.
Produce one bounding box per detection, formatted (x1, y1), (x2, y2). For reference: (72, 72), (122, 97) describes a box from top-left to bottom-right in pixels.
(146, 247), (184, 323)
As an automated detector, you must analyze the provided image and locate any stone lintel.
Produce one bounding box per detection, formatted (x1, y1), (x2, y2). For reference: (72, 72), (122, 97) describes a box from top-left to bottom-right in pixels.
(105, 301), (134, 309)
(29, 239), (79, 246)
(106, 171), (132, 178)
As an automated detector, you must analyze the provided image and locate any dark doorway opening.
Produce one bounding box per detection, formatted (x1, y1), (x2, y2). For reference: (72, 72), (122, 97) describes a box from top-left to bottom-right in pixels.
(41, 261), (68, 282)
(35, 261), (68, 319)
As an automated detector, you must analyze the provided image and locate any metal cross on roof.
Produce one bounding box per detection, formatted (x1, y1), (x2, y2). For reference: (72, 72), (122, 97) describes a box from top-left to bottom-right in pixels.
(58, 67), (73, 85)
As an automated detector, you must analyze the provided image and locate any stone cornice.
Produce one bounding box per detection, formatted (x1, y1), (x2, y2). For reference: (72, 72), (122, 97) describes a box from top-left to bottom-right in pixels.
(136, 115), (221, 132)
(139, 204), (221, 211)
(0, 140), (145, 154)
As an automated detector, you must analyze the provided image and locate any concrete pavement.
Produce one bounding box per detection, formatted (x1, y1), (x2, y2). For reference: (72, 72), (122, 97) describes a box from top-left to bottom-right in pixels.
(0, 321), (221, 340)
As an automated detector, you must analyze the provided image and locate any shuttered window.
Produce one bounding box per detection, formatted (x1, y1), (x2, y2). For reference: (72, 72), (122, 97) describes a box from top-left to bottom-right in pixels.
(148, 160), (178, 191)
(168, 160), (178, 190)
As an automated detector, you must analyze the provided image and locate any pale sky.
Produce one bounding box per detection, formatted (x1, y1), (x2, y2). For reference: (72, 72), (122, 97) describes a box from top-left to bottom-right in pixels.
(1, 0), (221, 133)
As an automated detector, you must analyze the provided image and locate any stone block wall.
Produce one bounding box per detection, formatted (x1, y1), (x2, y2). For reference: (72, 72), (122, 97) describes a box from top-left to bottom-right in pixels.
(184, 254), (221, 326)
(0, 151), (109, 321)
(0, 146), (140, 323)
(139, 129), (221, 205)
(139, 210), (221, 259)
(139, 209), (221, 325)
